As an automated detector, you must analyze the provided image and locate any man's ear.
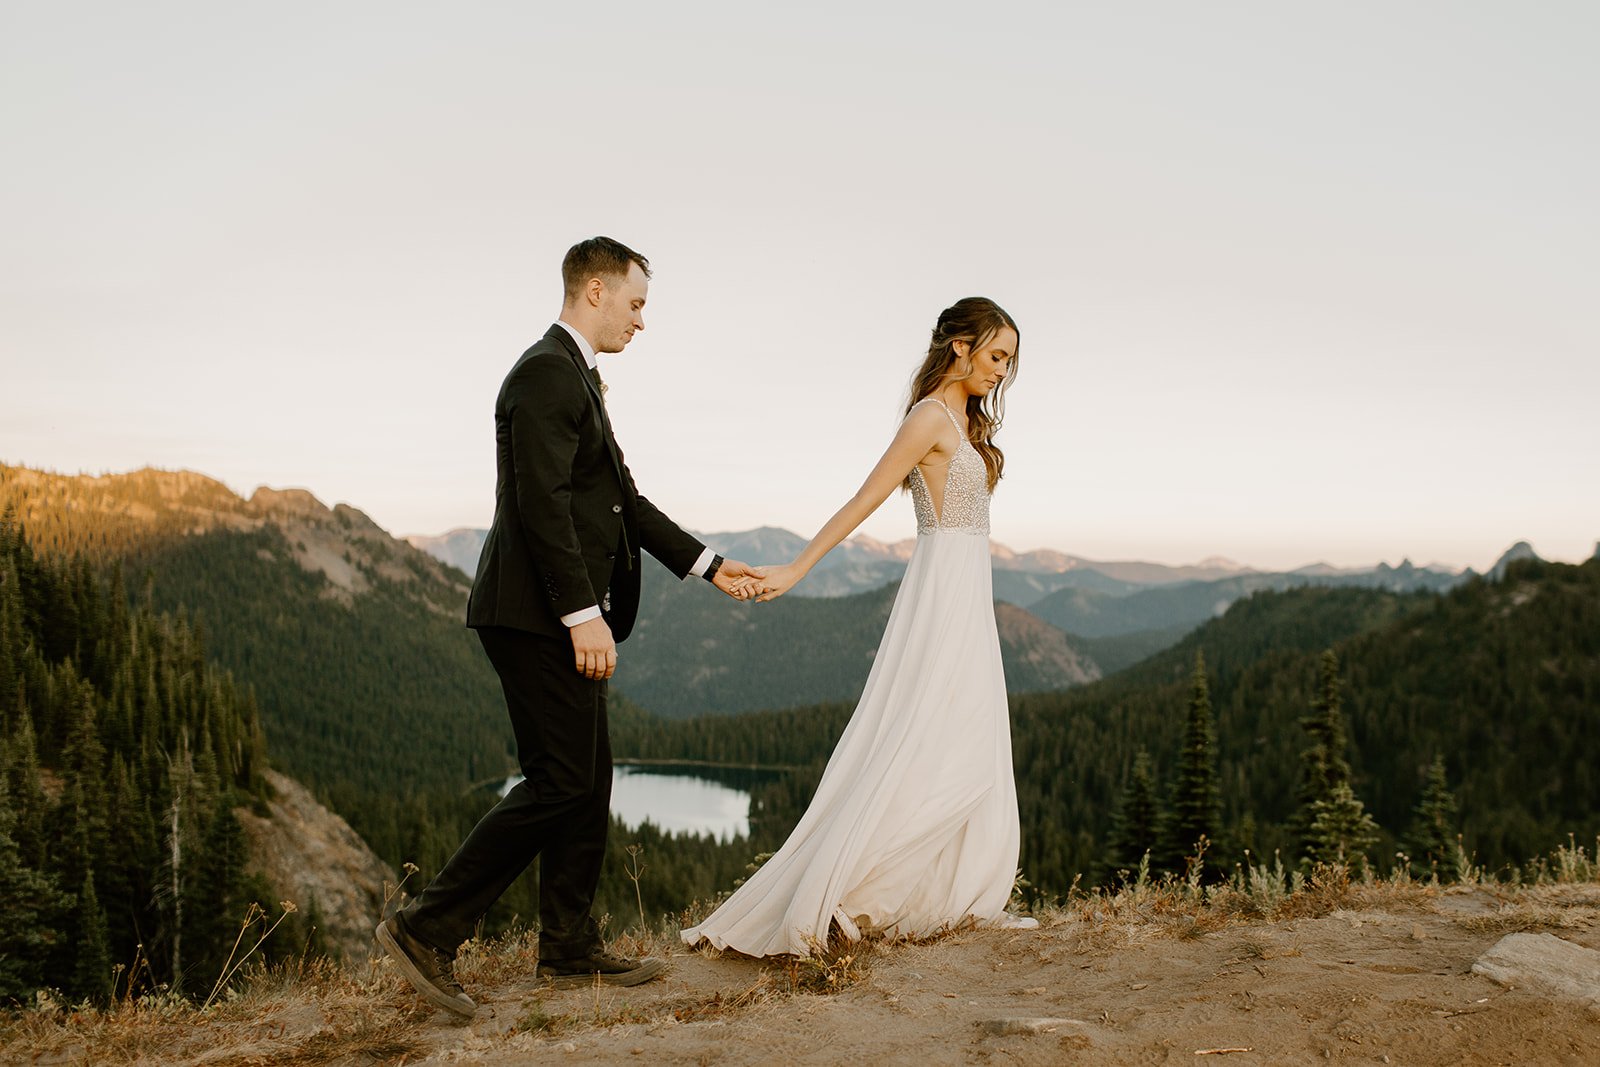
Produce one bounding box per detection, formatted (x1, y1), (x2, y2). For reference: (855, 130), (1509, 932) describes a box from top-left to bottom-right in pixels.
(585, 276), (605, 308)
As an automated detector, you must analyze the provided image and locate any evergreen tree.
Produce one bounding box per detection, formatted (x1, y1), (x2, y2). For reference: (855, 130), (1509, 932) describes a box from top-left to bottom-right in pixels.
(1102, 749), (1161, 881)
(0, 551), (23, 719)
(185, 794), (251, 986)
(1406, 754), (1460, 879)
(0, 774), (70, 1002)
(43, 782), (104, 995)
(1292, 649), (1354, 862)
(1307, 782), (1380, 870)
(1162, 651), (1221, 874)
(3, 710), (49, 868)
(69, 868), (113, 1002)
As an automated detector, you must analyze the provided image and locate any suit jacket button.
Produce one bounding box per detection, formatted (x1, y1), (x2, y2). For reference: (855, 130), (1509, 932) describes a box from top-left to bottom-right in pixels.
(606, 552), (616, 560)
(611, 504), (622, 514)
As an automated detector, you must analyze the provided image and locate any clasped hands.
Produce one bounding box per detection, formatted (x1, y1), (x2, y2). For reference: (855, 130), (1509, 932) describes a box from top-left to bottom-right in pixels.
(725, 561), (803, 603)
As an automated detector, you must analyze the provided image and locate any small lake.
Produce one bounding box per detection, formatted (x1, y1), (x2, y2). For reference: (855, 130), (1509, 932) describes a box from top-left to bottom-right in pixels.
(498, 761), (780, 841)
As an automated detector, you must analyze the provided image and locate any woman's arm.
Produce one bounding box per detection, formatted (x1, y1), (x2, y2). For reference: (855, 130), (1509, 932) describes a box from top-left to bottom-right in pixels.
(754, 403), (952, 602)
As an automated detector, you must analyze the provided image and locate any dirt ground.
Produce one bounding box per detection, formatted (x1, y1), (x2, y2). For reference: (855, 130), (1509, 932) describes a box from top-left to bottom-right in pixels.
(12, 884), (1600, 1066)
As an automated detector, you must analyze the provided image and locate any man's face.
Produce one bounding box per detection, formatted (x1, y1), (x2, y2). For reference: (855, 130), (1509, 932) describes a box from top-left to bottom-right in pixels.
(595, 262), (649, 354)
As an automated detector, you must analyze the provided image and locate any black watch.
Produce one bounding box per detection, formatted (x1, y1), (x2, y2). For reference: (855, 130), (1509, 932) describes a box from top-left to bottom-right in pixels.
(706, 554), (725, 581)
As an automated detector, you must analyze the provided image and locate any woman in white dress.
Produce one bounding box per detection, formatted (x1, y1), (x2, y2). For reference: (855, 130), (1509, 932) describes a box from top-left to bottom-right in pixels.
(681, 297), (1034, 958)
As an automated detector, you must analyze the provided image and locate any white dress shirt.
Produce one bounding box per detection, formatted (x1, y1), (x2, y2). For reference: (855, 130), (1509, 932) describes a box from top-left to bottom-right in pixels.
(553, 320), (719, 627)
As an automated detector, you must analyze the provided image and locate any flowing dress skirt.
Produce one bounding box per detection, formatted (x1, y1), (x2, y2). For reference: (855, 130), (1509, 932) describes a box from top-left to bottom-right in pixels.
(681, 529), (1019, 957)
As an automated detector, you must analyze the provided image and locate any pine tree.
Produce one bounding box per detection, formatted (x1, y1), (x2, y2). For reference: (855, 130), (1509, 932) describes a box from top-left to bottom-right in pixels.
(69, 868), (113, 1002)
(0, 774), (70, 1001)
(1407, 754), (1460, 879)
(0, 552), (24, 721)
(185, 794), (251, 986)
(58, 681), (110, 874)
(1307, 782), (1380, 869)
(1162, 651), (1220, 875)
(100, 752), (155, 970)
(1292, 649), (1355, 863)
(3, 709), (49, 868)
(1102, 749), (1161, 881)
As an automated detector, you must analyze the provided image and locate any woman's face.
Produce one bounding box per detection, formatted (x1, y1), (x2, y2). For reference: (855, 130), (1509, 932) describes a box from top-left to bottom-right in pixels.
(952, 326), (1018, 398)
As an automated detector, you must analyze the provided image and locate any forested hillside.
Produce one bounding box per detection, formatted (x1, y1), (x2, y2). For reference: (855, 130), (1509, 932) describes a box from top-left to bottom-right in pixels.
(0, 514), (273, 1002)
(617, 567), (1600, 897)
(0, 465), (512, 855)
(0, 468), (826, 940)
(1011, 558), (1598, 881)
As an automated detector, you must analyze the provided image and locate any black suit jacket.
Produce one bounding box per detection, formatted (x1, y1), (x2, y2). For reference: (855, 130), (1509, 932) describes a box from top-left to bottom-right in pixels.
(466, 325), (705, 642)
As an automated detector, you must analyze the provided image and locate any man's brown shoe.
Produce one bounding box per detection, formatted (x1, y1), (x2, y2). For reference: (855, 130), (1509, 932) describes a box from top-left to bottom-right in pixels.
(375, 916), (477, 1017)
(536, 950), (666, 988)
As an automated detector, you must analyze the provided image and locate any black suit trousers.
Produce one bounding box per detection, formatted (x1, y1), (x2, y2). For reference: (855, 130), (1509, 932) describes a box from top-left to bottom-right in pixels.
(402, 626), (611, 959)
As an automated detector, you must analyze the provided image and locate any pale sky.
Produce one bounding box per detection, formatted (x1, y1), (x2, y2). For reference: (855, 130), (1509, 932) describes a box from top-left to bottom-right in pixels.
(3, 1), (1596, 572)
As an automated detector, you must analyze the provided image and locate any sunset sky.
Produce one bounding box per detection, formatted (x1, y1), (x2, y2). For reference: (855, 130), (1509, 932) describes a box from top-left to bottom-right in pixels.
(3, 2), (1596, 572)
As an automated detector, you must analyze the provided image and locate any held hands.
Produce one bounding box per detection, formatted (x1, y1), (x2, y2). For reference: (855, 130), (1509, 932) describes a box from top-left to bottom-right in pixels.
(733, 562), (804, 603)
(712, 558), (766, 601)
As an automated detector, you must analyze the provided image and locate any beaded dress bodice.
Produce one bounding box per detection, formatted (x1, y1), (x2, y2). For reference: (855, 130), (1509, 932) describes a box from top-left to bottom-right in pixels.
(908, 399), (991, 535)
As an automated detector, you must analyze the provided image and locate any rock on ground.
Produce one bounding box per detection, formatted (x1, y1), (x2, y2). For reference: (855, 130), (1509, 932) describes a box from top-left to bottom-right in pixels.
(1472, 931), (1600, 1006)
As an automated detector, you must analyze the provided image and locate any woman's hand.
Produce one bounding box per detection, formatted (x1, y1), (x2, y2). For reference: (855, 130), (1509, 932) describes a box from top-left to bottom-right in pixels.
(750, 562), (805, 603)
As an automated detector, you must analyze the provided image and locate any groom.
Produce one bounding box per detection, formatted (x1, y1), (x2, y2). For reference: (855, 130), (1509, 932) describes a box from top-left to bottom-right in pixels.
(377, 236), (761, 1015)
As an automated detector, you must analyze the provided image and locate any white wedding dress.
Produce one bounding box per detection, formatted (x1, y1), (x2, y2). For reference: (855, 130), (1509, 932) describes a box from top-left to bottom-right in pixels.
(682, 399), (1025, 957)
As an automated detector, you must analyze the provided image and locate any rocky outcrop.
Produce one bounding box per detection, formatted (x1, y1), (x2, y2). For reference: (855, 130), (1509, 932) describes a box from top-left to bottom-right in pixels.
(0, 464), (470, 612)
(237, 770), (398, 963)
(993, 601), (1102, 688)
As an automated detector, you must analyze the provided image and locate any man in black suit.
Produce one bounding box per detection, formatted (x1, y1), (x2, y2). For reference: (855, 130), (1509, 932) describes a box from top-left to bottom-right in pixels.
(377, 237), (762, 1015)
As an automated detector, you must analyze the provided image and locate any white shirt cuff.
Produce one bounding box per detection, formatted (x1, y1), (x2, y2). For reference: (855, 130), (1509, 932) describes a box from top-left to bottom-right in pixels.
(560, 605), (603, 627)
(686, 546), (718, 582)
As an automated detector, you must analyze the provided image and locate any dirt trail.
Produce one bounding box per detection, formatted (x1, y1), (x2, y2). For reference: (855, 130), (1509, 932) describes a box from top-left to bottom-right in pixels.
(13, 885), (1598, 1065)
(375, 886), (1600, 1066)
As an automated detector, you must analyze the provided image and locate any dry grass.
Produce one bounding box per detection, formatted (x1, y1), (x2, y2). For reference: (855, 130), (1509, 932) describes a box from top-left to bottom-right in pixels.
(1454, 899), (1600, 934)
(0, 955), (430, 1067)
(8, 837), (1598, 1065)
(1016, 841), (1600, 956)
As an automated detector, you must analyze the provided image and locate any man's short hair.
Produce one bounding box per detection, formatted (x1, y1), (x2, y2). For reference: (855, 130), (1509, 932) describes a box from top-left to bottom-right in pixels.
(562, 237), (651, 302)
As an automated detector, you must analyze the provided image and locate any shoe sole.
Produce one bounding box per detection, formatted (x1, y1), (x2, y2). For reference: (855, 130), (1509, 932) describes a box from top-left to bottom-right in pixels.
(539, 956), (666, 989)
(375, 921), (478, 1017)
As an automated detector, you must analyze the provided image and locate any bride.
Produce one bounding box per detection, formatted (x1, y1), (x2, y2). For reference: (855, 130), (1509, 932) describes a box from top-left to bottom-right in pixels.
(682, 296), (1033, 958)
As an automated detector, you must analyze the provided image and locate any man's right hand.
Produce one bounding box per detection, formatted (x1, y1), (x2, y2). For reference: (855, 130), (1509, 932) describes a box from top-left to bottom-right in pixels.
(570, 617), (617, 680)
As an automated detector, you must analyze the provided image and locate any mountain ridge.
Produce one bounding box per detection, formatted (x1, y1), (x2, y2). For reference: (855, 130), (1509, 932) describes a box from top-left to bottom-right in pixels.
(405, 523), (1481, 605)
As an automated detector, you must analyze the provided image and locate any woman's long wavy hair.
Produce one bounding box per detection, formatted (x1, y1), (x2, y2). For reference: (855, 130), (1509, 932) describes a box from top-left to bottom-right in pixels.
(902, 296), (1019, 492)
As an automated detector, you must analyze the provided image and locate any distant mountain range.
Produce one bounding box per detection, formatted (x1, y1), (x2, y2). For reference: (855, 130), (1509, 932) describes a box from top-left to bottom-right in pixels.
(405, 525), (1269, 598)
(406, 524), (1482, 668)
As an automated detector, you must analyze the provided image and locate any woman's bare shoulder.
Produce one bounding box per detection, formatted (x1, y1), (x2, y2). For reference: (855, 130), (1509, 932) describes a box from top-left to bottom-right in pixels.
(899, 400), (959, 450)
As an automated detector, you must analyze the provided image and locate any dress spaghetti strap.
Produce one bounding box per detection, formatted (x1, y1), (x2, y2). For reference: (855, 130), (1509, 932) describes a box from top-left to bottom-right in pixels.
(910, 396), (966, 439)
